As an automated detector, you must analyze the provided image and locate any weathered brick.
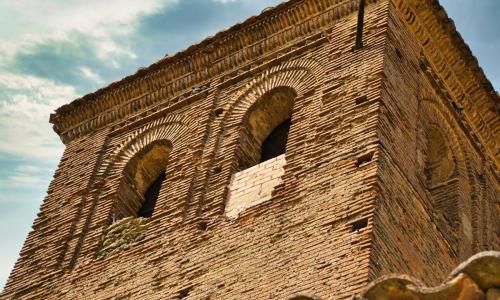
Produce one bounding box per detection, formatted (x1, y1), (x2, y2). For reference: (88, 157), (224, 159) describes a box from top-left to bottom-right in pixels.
(2, 0), (498, 299)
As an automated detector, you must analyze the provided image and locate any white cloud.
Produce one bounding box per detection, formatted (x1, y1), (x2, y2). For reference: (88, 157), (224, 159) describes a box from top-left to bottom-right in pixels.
(0, 1), (185, 164)
(4, 175), (46, 187)
(80, 66), (104, 84)
(0, 0), (176, 66)
(14, 165), (45, 174)
(0, 72), (78, 160)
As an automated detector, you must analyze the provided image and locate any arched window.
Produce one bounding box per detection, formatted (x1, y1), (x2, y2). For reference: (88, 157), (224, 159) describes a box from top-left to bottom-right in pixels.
(260, 118), (291, 162)
(114, 141), (172, 221)
(423, 125), (460, 252)
(225, 87), (296, 219)
(137, 172), (166, 218)
(424, 125), (455, 187)
(237, 87), (296, 170)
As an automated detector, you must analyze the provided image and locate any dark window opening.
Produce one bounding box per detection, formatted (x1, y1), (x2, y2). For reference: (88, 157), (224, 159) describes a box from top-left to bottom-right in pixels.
(198, 221), (208, 231)
(355, 95), (368, 106)
(177, 286), (193, 299)
(356, 152), (374, 167)
(260, 118), (291, 163)
(137, 172), (166, 218)
(352, 218), (369, 231)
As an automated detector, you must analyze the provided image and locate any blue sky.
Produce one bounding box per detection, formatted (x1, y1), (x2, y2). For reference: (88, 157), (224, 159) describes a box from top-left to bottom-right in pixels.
(0, 0), (498, 290)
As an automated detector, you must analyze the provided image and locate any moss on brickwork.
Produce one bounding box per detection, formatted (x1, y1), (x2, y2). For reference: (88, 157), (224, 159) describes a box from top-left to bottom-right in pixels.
(99, 217), (149, 257)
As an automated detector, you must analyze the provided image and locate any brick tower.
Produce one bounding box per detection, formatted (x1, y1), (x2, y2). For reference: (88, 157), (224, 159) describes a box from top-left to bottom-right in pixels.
(2, 0), (499, 299)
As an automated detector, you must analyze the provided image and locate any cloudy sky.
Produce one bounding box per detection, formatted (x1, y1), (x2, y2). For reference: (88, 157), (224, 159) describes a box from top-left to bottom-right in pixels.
(0, 0), (498, 290)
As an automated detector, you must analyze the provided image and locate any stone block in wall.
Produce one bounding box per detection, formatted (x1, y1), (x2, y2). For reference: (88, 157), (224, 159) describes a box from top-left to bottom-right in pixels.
(225, 154), (286, 219)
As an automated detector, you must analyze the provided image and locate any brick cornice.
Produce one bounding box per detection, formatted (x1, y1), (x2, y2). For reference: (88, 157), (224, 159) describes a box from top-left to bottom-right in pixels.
(50, 0), (499, 168)
(49, 0), (375, 143)
(393, 0), (500, 165)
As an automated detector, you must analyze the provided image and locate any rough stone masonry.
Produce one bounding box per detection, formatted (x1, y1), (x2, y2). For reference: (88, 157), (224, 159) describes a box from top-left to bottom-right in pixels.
(1, 0), (499, 299)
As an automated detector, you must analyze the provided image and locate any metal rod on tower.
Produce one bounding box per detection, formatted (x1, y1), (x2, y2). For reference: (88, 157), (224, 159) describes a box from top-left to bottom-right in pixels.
(354, 0), (366, 50)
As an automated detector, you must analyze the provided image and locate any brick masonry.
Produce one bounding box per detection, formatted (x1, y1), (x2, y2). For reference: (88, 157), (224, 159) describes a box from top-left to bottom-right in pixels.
(2, 0), (498, 299)
(225, 155), (286, 219)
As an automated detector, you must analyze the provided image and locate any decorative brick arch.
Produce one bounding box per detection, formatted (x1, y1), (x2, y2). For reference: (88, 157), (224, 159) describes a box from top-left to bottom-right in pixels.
(98, 114), (191, 220)
(420, 100), (468, 176)
(98, 114), (190, 178)
(195, 58), (325, 216)
(213, 58), (324, 164)
(222, 58), (324, 128)
(419, 100), (469, 181)
(63, 114), (191, 267)
(419, 99), (473, 259)
(420, 99), (495, 255)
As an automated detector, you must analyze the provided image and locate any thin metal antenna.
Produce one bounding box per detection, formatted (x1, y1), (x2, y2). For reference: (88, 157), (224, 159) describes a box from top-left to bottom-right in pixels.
(354, 0), (366, 50)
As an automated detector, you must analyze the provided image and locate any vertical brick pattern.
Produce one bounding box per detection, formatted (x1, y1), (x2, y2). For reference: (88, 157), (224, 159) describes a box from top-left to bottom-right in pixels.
(368, 1), (500, 287)
(225, 155), (286, 219)
(3, 127), (110, 295)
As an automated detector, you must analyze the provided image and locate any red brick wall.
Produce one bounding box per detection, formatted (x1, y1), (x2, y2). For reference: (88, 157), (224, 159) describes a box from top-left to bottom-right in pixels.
(3, 127), (111, 294)
(3, 0), (498, 299)
(2, 1), (390, 298)
(368, 1), (500, 286)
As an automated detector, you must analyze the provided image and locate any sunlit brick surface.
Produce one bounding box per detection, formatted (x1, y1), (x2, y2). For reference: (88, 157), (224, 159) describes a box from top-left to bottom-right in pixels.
(225, 155), (285, 219)
(2, 0), (498, 299)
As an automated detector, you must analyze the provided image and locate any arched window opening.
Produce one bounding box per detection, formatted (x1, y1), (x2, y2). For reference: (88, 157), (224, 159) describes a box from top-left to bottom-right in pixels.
(137, 172), (166, 218)
(225, 87), (296, 219)
(424, 126), (455, 187)
(260, 118), (291, 162)
(115, 141), (172, 221)
(423, 125), (460, 254)
(238, 87), (296, 171)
